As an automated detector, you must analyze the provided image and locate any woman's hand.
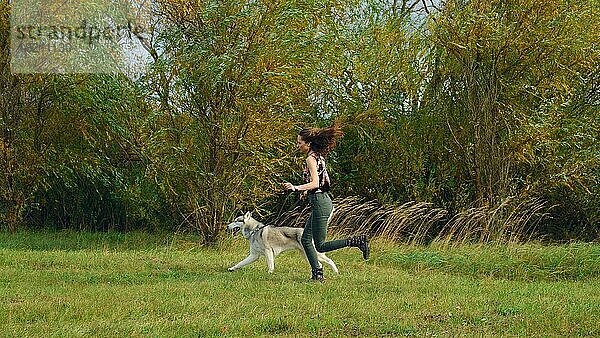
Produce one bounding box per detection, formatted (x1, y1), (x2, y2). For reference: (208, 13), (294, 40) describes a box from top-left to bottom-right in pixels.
(282, 182), (295, 191)
(300, 191), (308, 200)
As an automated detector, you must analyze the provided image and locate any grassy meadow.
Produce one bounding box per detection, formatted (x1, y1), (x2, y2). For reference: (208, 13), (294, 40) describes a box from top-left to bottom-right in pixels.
(1, 231), (599, 336)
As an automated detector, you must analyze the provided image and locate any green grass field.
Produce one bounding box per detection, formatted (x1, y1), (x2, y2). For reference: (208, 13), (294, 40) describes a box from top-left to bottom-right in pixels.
(1, 231), (599, 336)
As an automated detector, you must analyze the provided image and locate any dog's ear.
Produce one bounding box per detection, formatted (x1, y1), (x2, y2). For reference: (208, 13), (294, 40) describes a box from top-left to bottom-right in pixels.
(244, 211), (252, 221)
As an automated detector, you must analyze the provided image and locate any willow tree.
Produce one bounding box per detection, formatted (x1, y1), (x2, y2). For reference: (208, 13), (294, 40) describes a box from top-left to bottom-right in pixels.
(1, 1), (150, 232)
(428, 0), (599, 209)
(311, 0), (598, 238)
(0, 1), (30, 232)
(306, 1), (451, 204)
(0, 2), (58, 232)
(139, 0), (345, 242)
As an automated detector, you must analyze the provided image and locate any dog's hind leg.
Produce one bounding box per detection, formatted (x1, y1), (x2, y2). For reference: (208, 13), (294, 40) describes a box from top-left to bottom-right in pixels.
(228, 253), (260, 272)
(317, 253), (339, 274)
(298, 248), (322, 269)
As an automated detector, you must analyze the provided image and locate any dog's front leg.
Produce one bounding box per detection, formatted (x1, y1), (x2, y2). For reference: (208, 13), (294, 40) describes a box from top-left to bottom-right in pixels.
(228, 253), (259, 272)
(265, 248), (275, 273)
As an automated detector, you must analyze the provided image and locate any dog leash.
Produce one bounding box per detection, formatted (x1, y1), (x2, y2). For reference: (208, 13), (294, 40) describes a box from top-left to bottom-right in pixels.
(273, 191), (297, 225)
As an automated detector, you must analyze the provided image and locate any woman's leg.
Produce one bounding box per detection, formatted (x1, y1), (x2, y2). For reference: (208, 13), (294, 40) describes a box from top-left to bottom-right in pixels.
(301, 210), (321, 270)
(311, 194), (347, 253)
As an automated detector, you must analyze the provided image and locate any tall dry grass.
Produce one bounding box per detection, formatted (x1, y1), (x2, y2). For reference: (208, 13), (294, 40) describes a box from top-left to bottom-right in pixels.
(269, 195), (551, 245)
(328, 197), (448, 245)
(434, 198), (551, 246)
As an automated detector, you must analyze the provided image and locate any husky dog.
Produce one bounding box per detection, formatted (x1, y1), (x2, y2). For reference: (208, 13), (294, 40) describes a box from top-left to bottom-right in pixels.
(226, 212), (339, 274)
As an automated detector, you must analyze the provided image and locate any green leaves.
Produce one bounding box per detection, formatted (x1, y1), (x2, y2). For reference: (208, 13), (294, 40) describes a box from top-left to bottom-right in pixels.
(0, 0), (597, 240)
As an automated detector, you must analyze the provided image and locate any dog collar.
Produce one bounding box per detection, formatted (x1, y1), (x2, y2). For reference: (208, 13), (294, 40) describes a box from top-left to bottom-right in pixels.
(250, 224), (269, 237)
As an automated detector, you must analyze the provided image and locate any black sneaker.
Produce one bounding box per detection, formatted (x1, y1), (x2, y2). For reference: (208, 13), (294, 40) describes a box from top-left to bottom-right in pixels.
(310, 267), (325, 282)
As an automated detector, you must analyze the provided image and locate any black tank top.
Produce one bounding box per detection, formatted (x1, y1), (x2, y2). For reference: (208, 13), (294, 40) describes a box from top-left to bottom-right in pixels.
(303, 153), (331, 192)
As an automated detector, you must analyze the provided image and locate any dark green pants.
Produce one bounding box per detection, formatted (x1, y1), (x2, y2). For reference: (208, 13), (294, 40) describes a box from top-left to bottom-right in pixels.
(301, 192), (347, 269)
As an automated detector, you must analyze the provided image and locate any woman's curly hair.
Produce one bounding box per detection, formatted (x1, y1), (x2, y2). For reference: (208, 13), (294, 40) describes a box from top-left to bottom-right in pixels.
(298, 120), (344, 155)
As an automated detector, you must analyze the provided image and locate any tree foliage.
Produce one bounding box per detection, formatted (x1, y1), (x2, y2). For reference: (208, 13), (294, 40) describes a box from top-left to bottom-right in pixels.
(135, 0), (346, 242)
(1, 0), (598, 241)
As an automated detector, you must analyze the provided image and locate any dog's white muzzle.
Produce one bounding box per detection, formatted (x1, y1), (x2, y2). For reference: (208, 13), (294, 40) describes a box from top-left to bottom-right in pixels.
(226, 221), (243, 236)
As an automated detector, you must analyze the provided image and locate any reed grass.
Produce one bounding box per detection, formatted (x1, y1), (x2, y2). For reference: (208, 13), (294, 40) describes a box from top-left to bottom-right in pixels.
(271, 196), (552, 245)
(435, 198), (550, 246)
